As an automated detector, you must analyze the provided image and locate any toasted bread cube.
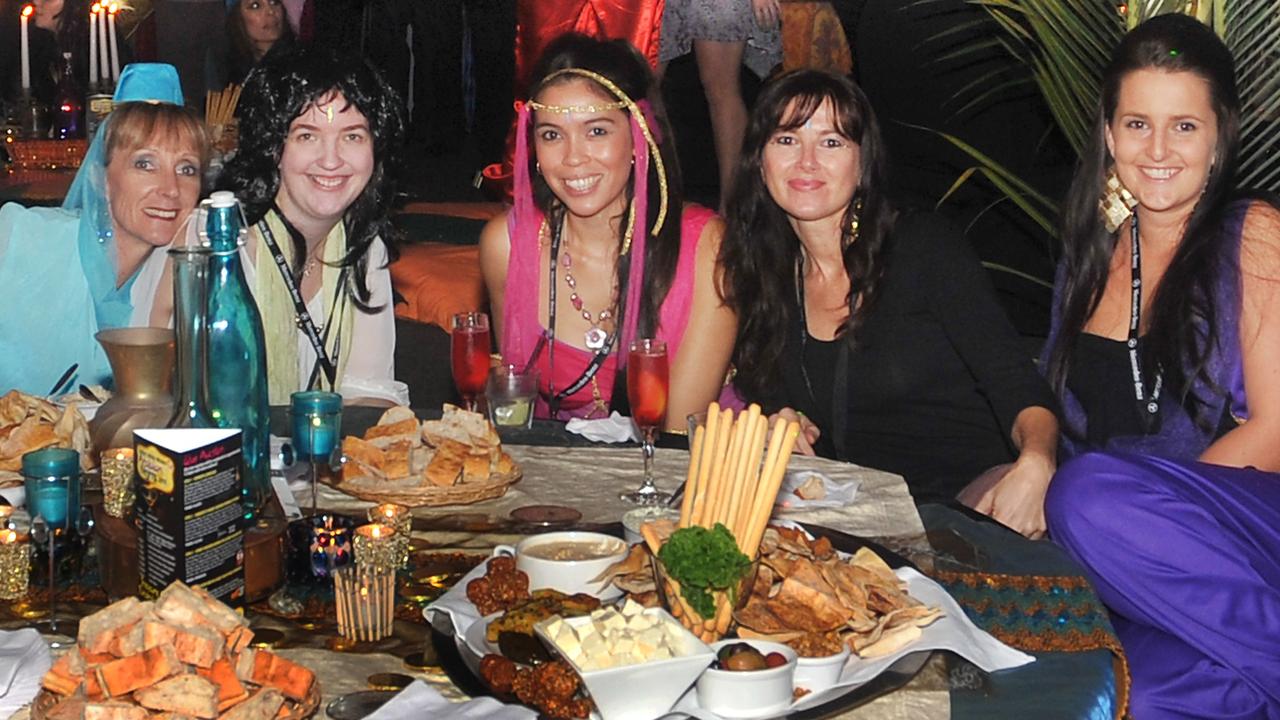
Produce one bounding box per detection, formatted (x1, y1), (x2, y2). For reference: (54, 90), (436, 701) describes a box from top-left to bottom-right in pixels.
(172, 624), (224, 668)
(142, 619), (179, 651)
(78, 597), (150, 655)
(250, 651), (315, 702)
(197, 657), (250, 712)
(187, 582), (249, 633)
(41, 654), (84, 696)
(45, 696), (87, 720)
(225, 625), (255, 654)
(83, 701), (150, 720)
(134, 673), (220, 719)
(95, 644), (179, 698)
(221, 688), (286, 720)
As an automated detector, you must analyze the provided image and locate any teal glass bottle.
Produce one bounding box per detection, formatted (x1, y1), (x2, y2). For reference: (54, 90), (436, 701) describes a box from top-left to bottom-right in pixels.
(204, 191), (271, 520)
(166, 245), (214, 429)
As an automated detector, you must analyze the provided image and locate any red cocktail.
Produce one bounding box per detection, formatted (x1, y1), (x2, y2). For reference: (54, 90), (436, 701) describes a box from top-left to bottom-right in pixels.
(622, 339), (671, 504)
(451, 312), (491, 411)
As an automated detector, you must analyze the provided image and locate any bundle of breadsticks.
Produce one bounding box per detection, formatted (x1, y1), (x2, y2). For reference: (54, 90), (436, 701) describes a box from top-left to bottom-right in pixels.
(639, 402), (800, 642)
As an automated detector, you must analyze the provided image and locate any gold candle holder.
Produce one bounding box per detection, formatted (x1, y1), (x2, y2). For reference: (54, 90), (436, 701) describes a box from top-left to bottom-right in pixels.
(333, 564), (394, 642)
(0, 506), (14, 529)
(353, 523), (398, 574)
(0, 530), (30, 600)
(100, 447), (135, 518)
(368, 503), (411, 568)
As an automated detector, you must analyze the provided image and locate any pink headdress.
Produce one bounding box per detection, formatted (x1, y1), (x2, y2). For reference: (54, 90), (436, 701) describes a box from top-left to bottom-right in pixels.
(508, 68), (670, 367)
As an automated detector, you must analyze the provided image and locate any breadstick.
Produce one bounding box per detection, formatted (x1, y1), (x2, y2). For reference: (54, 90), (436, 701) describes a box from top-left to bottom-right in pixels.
(687, 402), (721, 527)
(715, 597), (734, 635)
(712, 408), (749, 523)
(724, 406), (762, 544)
(733, 414), (769, 545)
(744, 421), (801, 558)
(695, 406), (732, 528)
(679, 423), (704, 528)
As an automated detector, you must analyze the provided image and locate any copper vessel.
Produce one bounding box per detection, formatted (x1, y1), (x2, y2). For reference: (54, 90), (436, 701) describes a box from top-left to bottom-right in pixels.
(90, 328), (176, 455)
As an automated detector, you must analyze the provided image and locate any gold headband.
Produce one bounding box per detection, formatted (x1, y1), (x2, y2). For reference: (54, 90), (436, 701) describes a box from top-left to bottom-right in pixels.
(528, 68), (669, 244)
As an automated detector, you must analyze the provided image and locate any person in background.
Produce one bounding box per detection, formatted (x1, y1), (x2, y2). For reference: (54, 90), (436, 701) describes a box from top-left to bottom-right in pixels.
(210, 0), (294, 89)
(1042, 15), (1280, 716)
(479, 33), (736, 431)
(659, 0), (781, 210)
(1, 0), (89, 109)
(0, 64), (206, 393)
(721, 69), (1059, 537)
(141, 47), (409, 407)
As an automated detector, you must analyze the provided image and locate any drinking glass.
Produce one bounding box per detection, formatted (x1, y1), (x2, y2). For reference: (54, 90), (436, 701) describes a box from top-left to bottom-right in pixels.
(621, 339), (671, 504)
(290, 391), (343, 516)
(485, 364), (538, 430)
(451, 312), (491, 411)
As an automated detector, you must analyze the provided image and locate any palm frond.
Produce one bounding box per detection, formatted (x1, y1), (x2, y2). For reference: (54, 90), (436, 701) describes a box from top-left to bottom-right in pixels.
(1224, 0), (1280, 191)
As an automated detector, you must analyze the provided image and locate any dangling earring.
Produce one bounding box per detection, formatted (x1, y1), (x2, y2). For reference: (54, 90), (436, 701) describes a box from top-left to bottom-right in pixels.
(621, 201), (636, 255)
(536, 161), (542, 176)
(846, 197), (863, 244)
(1099, 168), (1138, 233)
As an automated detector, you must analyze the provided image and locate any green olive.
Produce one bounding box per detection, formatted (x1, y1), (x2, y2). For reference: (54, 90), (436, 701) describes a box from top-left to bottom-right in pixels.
(722, 647), (768, 671)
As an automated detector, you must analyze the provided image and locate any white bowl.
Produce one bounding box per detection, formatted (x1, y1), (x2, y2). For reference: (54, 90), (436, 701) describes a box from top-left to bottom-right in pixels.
(535, 608), (715, 720)
(793, 644), (851, 694)
(697, 640), (798, 719)
(492, 531), (628, 598)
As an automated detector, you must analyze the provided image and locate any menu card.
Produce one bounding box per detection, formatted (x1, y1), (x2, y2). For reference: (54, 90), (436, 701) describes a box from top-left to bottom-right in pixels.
(133, 428), (246, 607)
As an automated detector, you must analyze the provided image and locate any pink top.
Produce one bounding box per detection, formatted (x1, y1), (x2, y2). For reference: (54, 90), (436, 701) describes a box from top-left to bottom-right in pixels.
(503, 205), (717, 420)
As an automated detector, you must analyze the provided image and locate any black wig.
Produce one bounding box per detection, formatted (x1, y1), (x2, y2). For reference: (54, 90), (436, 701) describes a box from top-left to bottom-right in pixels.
(219, 45), (405, 309)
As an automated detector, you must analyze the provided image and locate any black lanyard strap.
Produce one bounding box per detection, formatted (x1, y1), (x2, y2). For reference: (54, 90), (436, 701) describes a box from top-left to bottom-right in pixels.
(544, 215), (613, 419)
(1128, 216), (1162, 427)
(257, 215), (346, 389)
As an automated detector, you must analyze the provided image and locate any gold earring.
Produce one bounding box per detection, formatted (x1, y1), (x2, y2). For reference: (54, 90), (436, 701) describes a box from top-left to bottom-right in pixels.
(1099, 168), (1138, 233)
(536, 162), (542, 175)
(847, 198), (863, 241)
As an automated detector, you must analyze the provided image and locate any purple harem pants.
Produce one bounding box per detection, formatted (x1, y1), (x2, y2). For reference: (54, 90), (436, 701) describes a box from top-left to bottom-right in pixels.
(1046, 452), (1280, 719)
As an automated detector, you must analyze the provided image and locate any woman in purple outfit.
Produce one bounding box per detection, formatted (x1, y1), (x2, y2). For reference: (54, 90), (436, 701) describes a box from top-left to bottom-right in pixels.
(1042, 14), (1280, 718)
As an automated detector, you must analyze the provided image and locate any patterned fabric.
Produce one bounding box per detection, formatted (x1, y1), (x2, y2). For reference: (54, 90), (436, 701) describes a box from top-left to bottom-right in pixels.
(780, 1), (852, 74)
(659, 0), (782, 78)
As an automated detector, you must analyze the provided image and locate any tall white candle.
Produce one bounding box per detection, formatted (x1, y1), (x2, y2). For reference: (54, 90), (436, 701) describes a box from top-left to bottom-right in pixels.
(20, 5), (32, 91)
(96, 3), (109, 88)
(107, 4), (121, 83)
(89, 5), (99, 88)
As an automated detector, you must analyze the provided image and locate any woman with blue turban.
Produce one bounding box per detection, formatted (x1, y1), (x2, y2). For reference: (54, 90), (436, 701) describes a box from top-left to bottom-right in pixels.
(0, 63), (209, 394)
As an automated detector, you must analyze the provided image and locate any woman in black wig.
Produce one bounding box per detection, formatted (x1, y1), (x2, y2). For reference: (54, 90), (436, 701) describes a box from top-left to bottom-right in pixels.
(214, 46), (409, 405)
(720, 69), (1058, 536)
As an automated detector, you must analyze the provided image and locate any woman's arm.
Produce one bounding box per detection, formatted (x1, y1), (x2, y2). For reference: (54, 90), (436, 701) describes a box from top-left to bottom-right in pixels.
(478, 213), (512, 352)
(339, 238), (409, 406)
(1201, 202), (1280, 470)
(666, 217), (738, 431)
(961, 406), (1059, 538)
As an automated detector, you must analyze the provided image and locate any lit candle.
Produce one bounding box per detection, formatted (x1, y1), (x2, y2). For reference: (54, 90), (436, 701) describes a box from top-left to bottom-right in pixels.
(106, 3), (120, 83)
(20, 5), (33, 92)
(88, 4), (98, 88)
(96, 3), (109, 89)
(0, 529), (29, 600)
(353, 523), (397, 573)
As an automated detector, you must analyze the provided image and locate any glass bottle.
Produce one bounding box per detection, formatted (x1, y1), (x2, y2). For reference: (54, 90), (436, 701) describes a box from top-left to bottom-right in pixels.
(204, 191), (271, 519)
(166, 245), (215, 429)
(52, 52), (83, 140)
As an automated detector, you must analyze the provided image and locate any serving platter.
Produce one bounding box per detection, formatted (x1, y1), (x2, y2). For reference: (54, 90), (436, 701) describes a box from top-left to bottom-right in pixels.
(430, 522), (935, 719)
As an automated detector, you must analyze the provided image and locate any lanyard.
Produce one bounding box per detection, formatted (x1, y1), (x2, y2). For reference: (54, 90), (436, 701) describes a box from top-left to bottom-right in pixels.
(257, 215), (346, 390)
(795, 264), (850, 459)
(544, 216), (613, 419)
(1128, 216), (1162, 427)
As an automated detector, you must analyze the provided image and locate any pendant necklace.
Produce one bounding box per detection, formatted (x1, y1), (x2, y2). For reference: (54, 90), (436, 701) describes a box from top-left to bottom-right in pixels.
(560, 225), (618, 351)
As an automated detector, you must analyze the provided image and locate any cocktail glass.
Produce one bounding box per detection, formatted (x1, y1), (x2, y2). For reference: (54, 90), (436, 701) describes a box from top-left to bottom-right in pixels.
(621, 338), (671, 505)
(450, 312), (491, 412)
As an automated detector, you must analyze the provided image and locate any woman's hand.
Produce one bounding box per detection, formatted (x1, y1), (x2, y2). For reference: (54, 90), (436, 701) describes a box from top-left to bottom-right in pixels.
(752, 0), (780, 29)
(958, 454), (1055, 539)
(770, 407), (820, 455)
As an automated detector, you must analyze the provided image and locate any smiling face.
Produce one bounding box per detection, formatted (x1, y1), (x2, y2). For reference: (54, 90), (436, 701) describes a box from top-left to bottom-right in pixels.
(105, 138), (203, 253)
(761, 99), (861, 233)
(239, 0), (285, 55)
(275, 93), (374, 241)
(32, 0), (64, 31)
(1106, 68), (1219, 226)
(532, 79), (635, 222)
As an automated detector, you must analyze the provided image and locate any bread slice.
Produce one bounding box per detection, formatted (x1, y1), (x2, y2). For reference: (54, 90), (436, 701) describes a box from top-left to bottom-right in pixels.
(376, 405), (416, 426)
(196, 657), (250, 712)
(425, 438), (468, 487)
(95, 644), (180, 697)
(78, 597), (150, 655)
(172, 624), (224, 668)
(341, 436), (385, 477)
(249, 651), (316, 702)
(221, 688), (285, 720)
(462, 452), (492, 484)
(380, 441), (414, 478)
(83, 701), (151, 720)
(134, 673), (220, 719)
(363, 418), (421, 449)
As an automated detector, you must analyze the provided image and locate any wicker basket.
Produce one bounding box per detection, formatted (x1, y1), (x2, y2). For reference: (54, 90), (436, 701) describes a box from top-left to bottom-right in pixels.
(3, 139), (88, 169)
(327, 467), (521, 507)
(32, 679), (322, 719)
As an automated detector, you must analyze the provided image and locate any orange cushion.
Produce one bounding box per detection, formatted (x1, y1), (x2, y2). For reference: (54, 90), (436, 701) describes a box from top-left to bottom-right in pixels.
(390, 243), (486, 331)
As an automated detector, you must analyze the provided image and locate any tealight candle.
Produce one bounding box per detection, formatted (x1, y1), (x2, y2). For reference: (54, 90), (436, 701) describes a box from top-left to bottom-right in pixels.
(353, 523), (398, 574)
(100, 448), (134, 518)
(0, 529), (30, 600)
(290, 391), (342, 460)
(333, 564), (393, 643)
(368, 504), (411, 568)
(21, 447), (80, 531)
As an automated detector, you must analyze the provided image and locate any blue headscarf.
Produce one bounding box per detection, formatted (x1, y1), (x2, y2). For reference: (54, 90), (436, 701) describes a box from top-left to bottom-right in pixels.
(61, 63), (185, 331)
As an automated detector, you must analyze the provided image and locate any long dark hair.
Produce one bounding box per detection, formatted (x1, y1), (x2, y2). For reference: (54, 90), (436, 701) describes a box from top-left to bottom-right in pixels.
(219, 46), (405, 310)
(524, 33), (685, 339)
(226, 0), (296, 86)
(720, 69), (897, 401)
(1047, 14), (1240, 425)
